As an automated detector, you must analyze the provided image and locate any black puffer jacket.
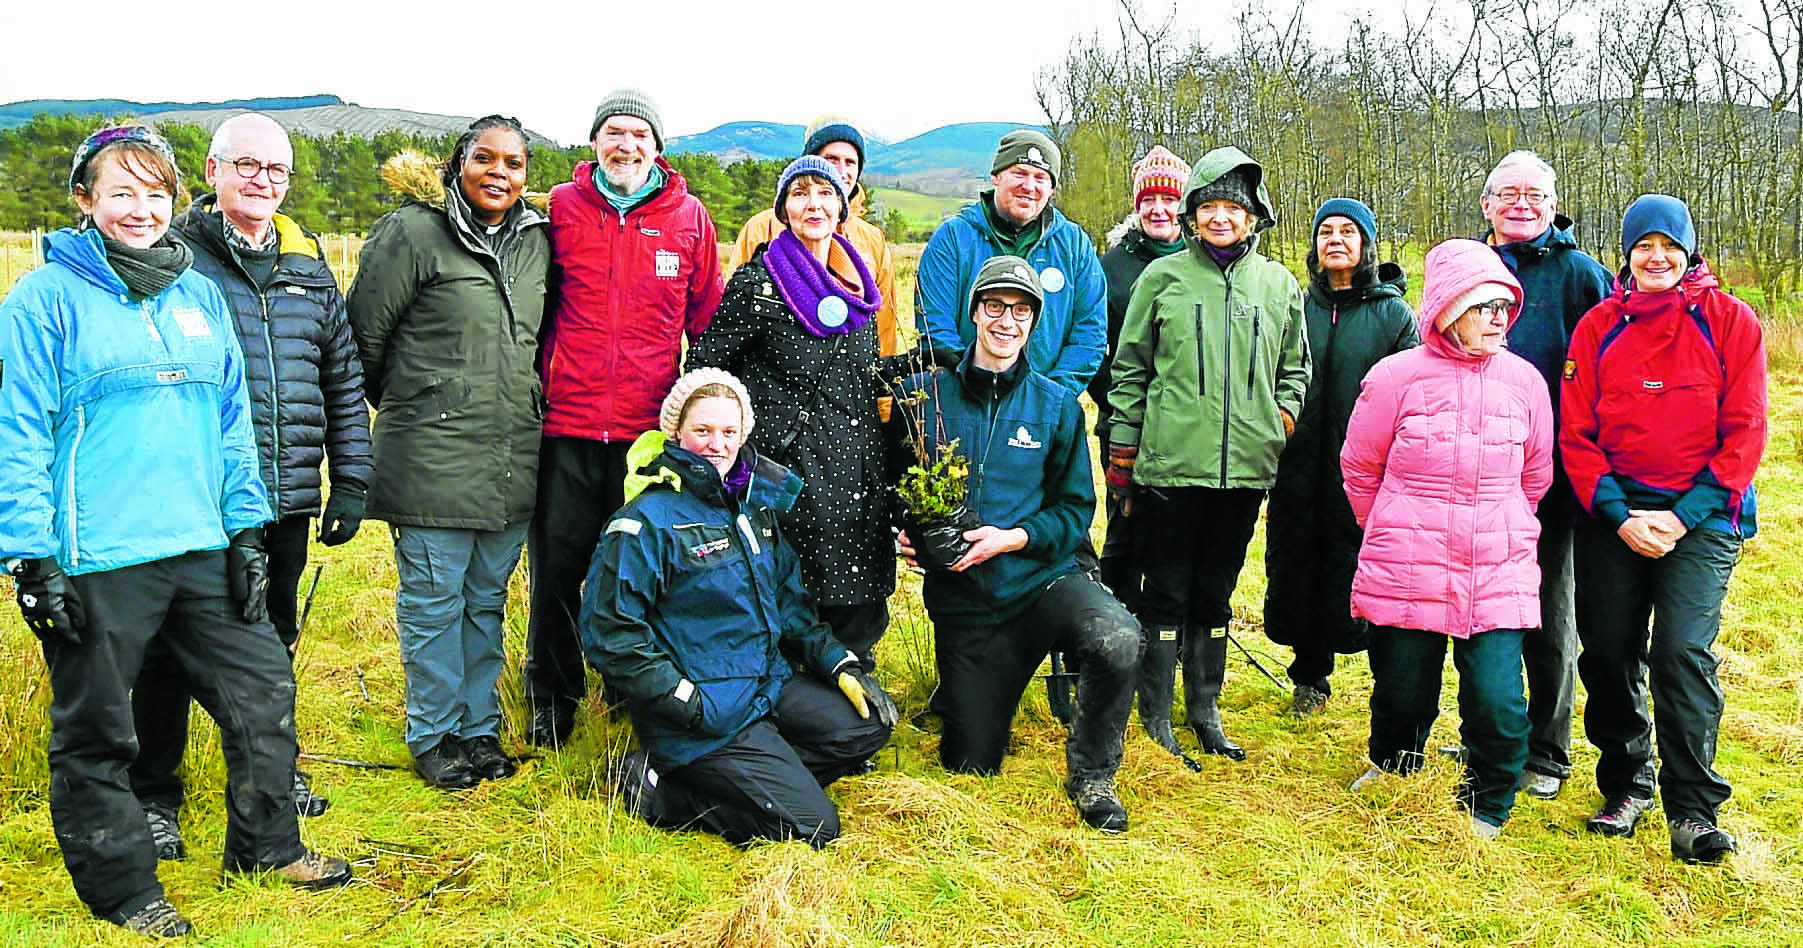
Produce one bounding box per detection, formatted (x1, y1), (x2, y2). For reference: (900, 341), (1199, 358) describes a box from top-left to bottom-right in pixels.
(1263, 262), (1418, 653)
(1093, 222), (1182, 444)
(173, 198), (373, 518)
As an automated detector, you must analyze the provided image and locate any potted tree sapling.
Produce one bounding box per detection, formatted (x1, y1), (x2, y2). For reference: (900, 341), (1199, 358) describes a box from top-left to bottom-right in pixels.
(879, 352), (979, 571)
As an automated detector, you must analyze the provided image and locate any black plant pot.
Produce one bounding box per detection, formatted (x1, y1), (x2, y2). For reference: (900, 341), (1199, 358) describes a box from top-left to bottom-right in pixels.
(906, 503), (980, 571)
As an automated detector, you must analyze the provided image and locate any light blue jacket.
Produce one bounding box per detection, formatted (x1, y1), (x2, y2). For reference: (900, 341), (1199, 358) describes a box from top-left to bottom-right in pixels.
(0, 228), (269, 575)
(914, 201), (1107, 395)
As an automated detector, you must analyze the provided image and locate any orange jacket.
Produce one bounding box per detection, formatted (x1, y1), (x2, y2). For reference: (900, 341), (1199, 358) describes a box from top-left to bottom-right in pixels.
(730, 185), (899, 355)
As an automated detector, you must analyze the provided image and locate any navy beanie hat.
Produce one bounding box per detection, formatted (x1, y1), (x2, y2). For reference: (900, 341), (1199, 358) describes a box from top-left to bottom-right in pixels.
(802, 115), (866, 167)
(1312, 197), (1379, 244)
(774, 155), (849, 224)
(1621, 193), (1696, 258)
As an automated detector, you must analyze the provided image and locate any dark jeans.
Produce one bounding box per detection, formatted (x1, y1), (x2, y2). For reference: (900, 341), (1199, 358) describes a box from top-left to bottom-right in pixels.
(1133, 486), (1264, 635)
(1368, 624), (1529, 827)
(1523, 505), (1576, 779)
(1575, 518), (1738, 823)
(131, 514), (311, 809)
(643, 675), (892, 848)
(52, 552), (304, 921)
(933, 573), (1140, 781)
(525, 436), (629, 712)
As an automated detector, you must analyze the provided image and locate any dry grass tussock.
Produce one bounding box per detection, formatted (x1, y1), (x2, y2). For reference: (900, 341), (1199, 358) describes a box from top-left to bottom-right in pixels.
(0, 394), (1801, 945)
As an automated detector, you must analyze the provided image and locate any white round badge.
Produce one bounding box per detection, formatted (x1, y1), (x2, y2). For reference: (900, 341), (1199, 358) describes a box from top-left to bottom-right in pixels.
(817, 296), (849, 327)
(1040, 266), (1066, 293)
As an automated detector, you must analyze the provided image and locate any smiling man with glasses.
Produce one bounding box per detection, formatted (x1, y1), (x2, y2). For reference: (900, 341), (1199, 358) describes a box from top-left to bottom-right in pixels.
(135, 112), (373, 852)
(1469, 149), (1612, 805)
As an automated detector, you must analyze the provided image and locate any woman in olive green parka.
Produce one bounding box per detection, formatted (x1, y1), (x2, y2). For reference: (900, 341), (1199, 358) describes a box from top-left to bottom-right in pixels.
(346, 116), (550, 791)
(1106, 146), (1310, 762)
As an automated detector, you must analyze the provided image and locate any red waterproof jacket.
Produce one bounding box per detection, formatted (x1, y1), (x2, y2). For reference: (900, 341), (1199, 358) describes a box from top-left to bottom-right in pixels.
(1560, 261), (1767, 531)
(542, 158), (723, 441)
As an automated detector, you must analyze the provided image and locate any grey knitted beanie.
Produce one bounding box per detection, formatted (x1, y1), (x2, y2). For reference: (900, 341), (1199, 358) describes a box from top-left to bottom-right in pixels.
(589, 88), (664, 150)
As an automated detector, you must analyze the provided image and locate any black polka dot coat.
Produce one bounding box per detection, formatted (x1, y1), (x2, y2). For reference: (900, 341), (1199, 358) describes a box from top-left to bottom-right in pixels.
(688, 251), (896, 608)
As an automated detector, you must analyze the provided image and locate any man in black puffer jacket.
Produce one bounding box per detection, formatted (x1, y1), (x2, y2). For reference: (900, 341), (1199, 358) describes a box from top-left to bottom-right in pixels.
(133, 113), (373, 851)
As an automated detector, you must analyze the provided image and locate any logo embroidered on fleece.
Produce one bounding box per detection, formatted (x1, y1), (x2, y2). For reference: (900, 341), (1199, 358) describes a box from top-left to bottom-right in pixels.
(1643, 379), (1665, 390)
(1562, 359), (1577, 381)
(1008, 425), (1042, 449)
(656, 249), (680, 279)
(690, 537), (731, 558)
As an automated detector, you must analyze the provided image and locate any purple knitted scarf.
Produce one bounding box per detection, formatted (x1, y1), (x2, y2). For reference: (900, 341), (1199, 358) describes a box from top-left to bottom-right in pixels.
(763, 229), (883, 337)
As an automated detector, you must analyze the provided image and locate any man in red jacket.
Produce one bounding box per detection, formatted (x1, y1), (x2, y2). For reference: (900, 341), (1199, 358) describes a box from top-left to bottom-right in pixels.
(526, 88), (724, 748)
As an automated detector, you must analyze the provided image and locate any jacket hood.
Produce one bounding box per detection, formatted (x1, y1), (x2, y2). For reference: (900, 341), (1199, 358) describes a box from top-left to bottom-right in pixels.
(1611, 255), (1722, 305)
(1418, 238), (1523, 360)
(568, 155), (690, 214)
(624, 431), (804, 513)
(1485, 212), (1581, 254)
(1182, 146), (1275, 232)
(42, 227), (128, 295)
(379, 150), (549, 212)
(175, 194), (322, 262)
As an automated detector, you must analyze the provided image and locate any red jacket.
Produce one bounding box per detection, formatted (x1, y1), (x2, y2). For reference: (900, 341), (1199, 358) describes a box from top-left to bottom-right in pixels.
(1560, 261), (1767, 530)
(542, 158), (723, 441)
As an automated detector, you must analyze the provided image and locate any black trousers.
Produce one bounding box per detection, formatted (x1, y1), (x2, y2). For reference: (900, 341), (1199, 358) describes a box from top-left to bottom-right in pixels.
(933, 573), (1140, 780)
(1523, 504), (1577, 780)
(130, 514), (311, 808)
(525, 436), (630, 711)
(51, 552), (304, 921)
(818, 601), (889, 669)
(644, 675), (892, 848)
(1098, 492), (1142, 614)
(1575, 518), (1739, 823)
(1133, 486), (1265, 634)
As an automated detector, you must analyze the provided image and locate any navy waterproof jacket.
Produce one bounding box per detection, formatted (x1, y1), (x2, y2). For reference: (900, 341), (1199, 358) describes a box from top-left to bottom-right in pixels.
(888, 350), (1092, 626)
(174, 200), (373, 518)
(579, 436), (855, 771)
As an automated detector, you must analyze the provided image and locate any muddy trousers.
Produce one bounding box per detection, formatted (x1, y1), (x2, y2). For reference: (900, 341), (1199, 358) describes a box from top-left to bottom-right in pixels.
(130, 514), (311, 809)
(49, 552), (304, 922)
(643, 676), (892, 849)
(932, 573), (1140, 781)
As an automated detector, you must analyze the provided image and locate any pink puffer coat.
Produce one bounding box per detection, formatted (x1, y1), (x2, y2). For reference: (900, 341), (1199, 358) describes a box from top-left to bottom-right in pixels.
(1340, 239), (1555, 638)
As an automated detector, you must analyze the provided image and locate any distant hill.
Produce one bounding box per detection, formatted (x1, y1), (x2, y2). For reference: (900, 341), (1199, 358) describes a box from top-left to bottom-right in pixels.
(0, 95), (344, 129)
(669, 120), (1045, 197)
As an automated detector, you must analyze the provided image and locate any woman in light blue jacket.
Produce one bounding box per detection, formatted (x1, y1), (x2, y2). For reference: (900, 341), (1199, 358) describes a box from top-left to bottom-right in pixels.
(0, 126), (349, 937)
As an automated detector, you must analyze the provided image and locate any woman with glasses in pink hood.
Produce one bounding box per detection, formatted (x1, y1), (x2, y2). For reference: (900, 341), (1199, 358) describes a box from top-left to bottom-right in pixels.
(1339, 238), (1554, 839)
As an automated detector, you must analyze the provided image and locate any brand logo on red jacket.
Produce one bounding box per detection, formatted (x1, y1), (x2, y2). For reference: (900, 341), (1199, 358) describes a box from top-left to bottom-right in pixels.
(656, 249), (680, 279)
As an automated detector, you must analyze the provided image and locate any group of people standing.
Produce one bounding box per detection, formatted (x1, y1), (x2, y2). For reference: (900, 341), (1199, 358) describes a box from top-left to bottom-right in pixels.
(0, 88), (1767, 938)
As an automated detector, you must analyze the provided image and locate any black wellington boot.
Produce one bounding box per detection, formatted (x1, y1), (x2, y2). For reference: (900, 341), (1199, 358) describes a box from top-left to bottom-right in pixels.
(1183, 626), (1245, 760)
(1138, 626), (1201, 771)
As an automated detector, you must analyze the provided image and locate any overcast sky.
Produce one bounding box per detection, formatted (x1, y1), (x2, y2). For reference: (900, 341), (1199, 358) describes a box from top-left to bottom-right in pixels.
(1, 0), (1391, 146)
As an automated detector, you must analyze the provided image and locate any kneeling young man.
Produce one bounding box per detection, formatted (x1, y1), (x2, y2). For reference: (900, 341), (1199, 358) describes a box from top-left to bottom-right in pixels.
(891, 256), (1141, 832)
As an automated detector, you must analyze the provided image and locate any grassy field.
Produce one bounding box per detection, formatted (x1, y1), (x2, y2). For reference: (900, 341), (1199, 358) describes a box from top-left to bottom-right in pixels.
(868, 189), (967, 231)
(0, 235), (1800, 946)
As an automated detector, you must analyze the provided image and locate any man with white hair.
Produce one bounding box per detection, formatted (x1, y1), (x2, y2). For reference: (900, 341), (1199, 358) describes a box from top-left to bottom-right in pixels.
(134, 112), (373, 857)
(1474, 149), (1611, 805)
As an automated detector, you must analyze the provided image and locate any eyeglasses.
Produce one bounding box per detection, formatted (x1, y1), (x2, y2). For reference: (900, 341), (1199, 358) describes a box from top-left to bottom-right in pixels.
(977, 298), (1036, 323)
(226, 157), (291, 184)
(1488, 187), (1549, 207)
(1464, 299), (1513, 320)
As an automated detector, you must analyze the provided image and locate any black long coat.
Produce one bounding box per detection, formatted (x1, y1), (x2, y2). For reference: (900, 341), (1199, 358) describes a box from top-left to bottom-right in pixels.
(1263, 262), (1419, 653)
(688, 252), (896, 608)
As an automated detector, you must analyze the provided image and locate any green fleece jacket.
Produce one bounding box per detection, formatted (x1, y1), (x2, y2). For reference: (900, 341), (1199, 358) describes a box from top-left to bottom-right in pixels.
(1106, 147), (1310, 489)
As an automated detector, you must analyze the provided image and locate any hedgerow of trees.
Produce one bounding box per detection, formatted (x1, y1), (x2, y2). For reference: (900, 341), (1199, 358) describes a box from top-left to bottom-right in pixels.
(0, 113), (787, 239)
(1040, 0), (1803, 307)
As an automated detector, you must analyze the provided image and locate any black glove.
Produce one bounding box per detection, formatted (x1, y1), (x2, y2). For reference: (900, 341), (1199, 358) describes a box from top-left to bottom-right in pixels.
(226, 528), (270, 624)
(317, 480), (367, 547)
(837, 666), (900, 729)
(10, 557), (86, 647)
(652, 679), (704, 729)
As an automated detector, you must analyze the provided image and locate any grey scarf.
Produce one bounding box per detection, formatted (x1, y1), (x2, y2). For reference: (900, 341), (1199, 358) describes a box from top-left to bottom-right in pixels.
(99, 233), (193, 300)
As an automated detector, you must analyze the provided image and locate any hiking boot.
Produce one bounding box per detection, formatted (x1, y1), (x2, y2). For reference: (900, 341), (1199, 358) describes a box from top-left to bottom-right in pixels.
(259, 850), (354, 890)
(413, 737), (480, 791)
(1349, 765), (1386, 792)
(117, 897), (192, 937)
(1520, 770), (1563, 800)
(142, 801), (185, 862)
(459, 734), (517, 781)
(1289, 684), (1329, 717)
(608, 750), (654, 818)
(293, 770), (330, 817)
(527, 702), (576, 750)
(1470, 816), (1503, 841)
(1587, 794), (1656, 837)
(1065, 777), (1129, 834)
(1668, 818), (1737, 864)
